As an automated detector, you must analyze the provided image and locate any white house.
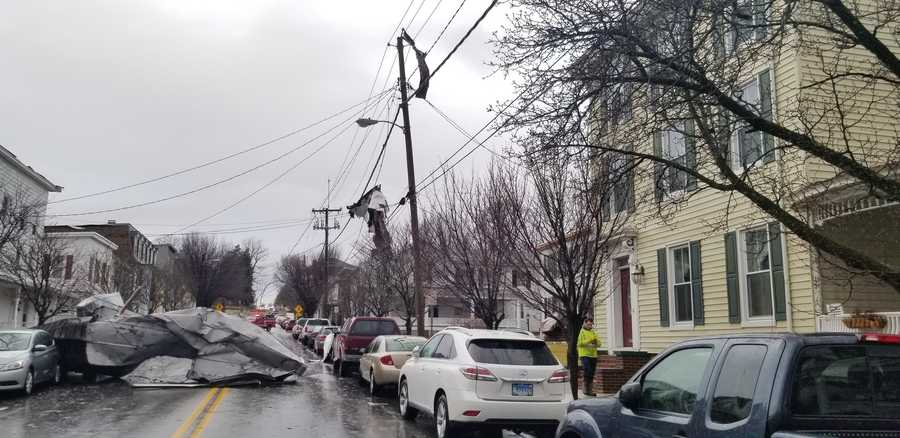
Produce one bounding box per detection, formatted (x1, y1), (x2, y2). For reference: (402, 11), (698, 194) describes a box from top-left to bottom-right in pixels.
(44, 226), (119, 295)
(0, 145), (63, 329)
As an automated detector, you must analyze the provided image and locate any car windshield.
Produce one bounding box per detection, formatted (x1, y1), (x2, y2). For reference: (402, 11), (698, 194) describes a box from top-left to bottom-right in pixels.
(0, 333), (31, 351)
(386, 338), (426, 352)
(467, 339), (558, 366)
(350, 320), (399, 336)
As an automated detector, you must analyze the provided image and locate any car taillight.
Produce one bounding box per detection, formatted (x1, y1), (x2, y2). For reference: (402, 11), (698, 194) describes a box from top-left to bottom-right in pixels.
(460, 366), (497, 381)
(380, 355), (395, 366)
(860, 333), (900, 344)
(318, 335), (326, 341)
(547, 369), (570, 383)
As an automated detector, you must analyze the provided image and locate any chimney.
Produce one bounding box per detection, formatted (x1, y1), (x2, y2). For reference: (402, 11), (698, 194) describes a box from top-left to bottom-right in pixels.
(107, 220), (117, 225)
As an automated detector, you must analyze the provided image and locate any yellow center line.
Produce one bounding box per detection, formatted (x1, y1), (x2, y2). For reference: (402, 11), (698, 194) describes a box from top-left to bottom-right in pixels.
(190, 387), (229, 438)
(170, 387), (229, 438)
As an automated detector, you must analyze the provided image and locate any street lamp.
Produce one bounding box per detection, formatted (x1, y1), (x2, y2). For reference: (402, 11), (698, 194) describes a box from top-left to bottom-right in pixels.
(356, 118), (405, 131)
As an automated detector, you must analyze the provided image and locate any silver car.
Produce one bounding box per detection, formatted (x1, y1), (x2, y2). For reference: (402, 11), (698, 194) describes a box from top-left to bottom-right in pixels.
(0, 329), (62, 395)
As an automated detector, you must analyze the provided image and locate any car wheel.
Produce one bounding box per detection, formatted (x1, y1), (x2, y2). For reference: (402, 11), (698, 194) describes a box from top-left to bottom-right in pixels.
(83, 371), (98, 383)
(22, 369), (34, 395)
(52, 365), (62, 385)
(332, 359), (341, 376)
(434, 394), (459, 438)
(339, 360), (351, 378)
(368, 370), (379, 396)
(398, 379), (418, 420)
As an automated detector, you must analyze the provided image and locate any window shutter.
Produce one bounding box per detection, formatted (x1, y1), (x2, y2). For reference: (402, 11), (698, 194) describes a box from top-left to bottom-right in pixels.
(625, 144), (636, 212)
(684, 120), (698, 191)
(65, 255), (74, 280)
(689, 240), (704, 325)
(657, 248), (670, 327)
(725, 232), (741, 323)
(768, 222), (787, 321)
(653, 132), (664, 201)
(759, 70), (774, 163)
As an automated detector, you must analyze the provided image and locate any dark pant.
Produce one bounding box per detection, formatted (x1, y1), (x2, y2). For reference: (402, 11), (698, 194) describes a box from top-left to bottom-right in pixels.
(580, 356), (597, 382)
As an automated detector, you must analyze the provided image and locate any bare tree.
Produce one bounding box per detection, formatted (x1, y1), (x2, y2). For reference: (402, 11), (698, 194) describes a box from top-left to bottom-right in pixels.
(177, 234), (251, 307)
(241, 238), (268, 303)
(423, 167), (516, 329)
(356, 257), (397, 317)
(493, 156), (628, 398)
(0, 232), (91, 325)
(494, 0), (900, 292)
(361, 225), (420, 335)
(274, 252), (328, 317)
(0, 188), (41, 253)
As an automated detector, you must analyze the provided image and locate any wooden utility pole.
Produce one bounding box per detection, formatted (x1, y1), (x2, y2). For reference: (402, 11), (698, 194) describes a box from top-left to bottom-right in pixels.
(396, 32), (426, 336)
(313, 200), (340, 319)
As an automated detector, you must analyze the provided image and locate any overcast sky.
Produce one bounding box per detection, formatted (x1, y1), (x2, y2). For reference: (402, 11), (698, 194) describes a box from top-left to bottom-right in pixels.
(1, 0), (513, 302)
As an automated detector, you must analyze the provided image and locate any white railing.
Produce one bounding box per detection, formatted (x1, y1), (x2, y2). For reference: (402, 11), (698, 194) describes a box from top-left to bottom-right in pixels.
(816, 312), (900, 335)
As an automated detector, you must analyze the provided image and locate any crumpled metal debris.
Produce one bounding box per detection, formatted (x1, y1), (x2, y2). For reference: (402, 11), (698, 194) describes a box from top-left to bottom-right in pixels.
(43, 307), (305, 387)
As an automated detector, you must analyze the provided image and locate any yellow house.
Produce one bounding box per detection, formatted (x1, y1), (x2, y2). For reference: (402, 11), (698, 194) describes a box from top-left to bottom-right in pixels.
(589, 0), (900, 366)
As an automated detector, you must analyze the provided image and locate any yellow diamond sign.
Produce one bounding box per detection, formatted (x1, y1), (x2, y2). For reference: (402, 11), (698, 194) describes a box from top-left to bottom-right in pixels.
(213, 302), (224, 312)
(294, 304), (304, 318)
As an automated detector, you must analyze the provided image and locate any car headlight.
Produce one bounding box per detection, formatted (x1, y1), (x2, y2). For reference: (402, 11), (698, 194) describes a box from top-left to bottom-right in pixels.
(0, 360), (25, 371)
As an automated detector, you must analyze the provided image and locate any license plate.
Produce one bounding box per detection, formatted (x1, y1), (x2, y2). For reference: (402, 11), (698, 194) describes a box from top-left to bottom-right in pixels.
(511, 383), (533, 396)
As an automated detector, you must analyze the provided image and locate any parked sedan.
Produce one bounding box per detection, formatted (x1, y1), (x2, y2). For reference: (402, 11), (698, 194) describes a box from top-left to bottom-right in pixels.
(358, 335), (427, 395)
(0, 329), (62, 395)
(314, 326), (340, 356)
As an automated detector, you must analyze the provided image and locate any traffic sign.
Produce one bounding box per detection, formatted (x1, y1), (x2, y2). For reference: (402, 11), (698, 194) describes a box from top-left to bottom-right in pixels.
(294, 304), (304, 318)
(213, 303), (224, 312)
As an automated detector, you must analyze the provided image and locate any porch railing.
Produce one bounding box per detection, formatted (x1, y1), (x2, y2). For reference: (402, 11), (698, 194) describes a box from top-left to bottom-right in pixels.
(816, 312), (900, 335)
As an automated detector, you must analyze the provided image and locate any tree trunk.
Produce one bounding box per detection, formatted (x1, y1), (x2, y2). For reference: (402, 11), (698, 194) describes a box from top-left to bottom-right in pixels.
(566, 320), (580, 400)
(405, 318), (412, 335)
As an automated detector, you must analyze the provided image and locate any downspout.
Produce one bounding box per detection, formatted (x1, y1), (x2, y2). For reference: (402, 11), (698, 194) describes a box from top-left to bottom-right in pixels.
(782, 232), (794, 333)
(13, 287), (21, 329)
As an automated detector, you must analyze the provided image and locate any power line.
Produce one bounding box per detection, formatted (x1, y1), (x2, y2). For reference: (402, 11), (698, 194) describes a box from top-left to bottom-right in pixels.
(49, 88), (393, 205)
(413, 0), (445, 39)
(424, 98), (514, 162)
(427, 0), (467, 53)
(50, 91), (392, 218)
(171, 112), (365, 235)
(429, 0), (498, 79)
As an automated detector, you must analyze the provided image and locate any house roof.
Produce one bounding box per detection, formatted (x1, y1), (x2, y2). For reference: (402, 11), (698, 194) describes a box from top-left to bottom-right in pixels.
(0, 145), (63, 192)
(44, 225), (119, 251)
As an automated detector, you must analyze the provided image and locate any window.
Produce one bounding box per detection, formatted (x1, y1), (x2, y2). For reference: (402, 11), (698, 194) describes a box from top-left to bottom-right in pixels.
(711, 345), (767, 423)
(740, 227), (774, 319)
(792, 345), (900, 418)
(732, 71), (773, 168)
(467, 339), (558, 366)
(657, 124), (689, 194)
(419, 335), (443, 358)
(726, 0), (766, 53)
(385, 337), (426, 352)
(64, 255), (74, 280)
(35, 332), (53, 347)
(669, 245), (693, 324)
(640, 347), (713, 414)
(432, 335), (455, 359)
(543, 253), (560, 278)
(349, 320), (399, 336)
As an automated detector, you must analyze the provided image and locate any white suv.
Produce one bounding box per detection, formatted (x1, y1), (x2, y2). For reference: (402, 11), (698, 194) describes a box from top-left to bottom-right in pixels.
(398, 327), (571, 438)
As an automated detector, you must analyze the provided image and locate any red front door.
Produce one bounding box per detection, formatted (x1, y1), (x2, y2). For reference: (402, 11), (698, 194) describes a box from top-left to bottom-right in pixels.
(620, 268), (633, 347)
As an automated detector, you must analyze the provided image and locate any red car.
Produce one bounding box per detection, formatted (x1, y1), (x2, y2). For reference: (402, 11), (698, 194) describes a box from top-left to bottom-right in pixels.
(332, 317), (400, 377)
(283, 319), (297, 331)
(252, 314), (276, 332)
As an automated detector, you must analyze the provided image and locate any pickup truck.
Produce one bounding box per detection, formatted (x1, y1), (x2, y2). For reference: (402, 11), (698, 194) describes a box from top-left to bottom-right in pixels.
(556, 332), (900, 438)
(251, 314), (276, 332)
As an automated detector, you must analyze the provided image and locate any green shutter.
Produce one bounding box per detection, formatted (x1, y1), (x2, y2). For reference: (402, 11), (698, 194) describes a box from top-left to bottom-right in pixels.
(690, 240), (704, 325)
(769, 222), (787, 321)
(725, 232), (741, 323)
(753, 0), (768, 40)
(653, 132), (664, 201)
(759, 70), (774, 163)
(625, 144), (635, 212)
(657, 248), (670, 327)
(684, 120), (697, 191)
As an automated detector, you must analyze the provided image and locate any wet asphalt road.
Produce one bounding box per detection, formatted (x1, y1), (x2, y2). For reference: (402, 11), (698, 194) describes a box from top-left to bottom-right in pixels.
(0, 328), (540, 438)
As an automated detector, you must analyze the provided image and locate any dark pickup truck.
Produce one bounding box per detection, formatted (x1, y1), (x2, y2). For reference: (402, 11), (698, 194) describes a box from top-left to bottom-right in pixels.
(556, 333), (900, 438)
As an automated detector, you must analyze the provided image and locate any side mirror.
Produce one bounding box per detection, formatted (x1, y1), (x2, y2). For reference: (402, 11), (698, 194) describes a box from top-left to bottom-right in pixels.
(411, 346), (421, 357)
(618, 382), (642, 411)
(33, 344), (48, 352)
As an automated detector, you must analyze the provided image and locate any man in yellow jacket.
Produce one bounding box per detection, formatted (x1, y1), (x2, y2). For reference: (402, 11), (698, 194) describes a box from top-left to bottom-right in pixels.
(577, 318), (599, 396)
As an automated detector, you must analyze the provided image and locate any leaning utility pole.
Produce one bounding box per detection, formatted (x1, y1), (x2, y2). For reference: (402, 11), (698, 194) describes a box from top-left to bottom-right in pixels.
(313, 185), (341, 319)
(396, 32), (426, 337)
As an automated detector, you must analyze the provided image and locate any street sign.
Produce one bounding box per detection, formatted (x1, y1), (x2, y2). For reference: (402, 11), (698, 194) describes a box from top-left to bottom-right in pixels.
(213, 303), (224, 312)
(294, 304), (304, 318)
